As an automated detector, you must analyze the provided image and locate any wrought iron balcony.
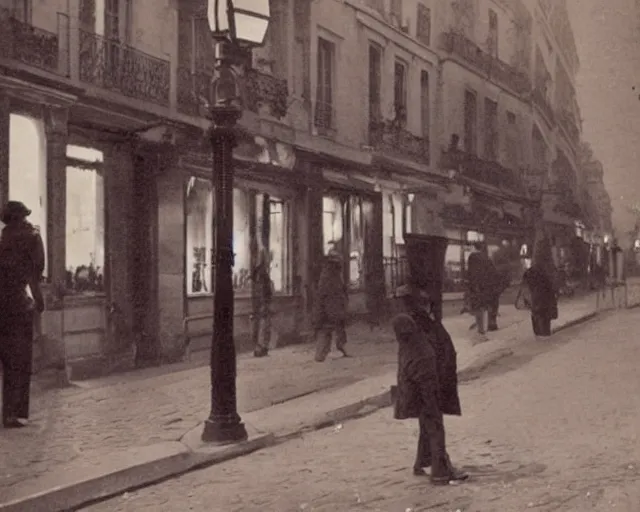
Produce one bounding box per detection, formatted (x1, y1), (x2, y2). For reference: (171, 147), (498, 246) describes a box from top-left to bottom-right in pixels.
(438, 31), (531, 95)
(369, 121), (430, 166)
(531, 88), (555, 126)
(440, 149), (525, 196)
(78, 30), (170, 107)
(176, 66), (289, 120)
(0, 8), (62, 74)
(244, 69), (289, 120)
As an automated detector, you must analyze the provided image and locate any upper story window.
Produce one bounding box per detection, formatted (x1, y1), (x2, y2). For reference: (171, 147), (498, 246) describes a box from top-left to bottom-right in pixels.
(483, 98), (498, 161)
(416, 4), (431, 46)
(4, 0), (30, 21)
(463, 89), (477, 154)
(488, 9), (498, 58)
(315, 37), (335, 131)
(420, 70), (430, 141)
(394, 59), (408, 124)
(505, 111), (518, 167)
(390, 0), (402, 25)
(368, 44), (382, 123)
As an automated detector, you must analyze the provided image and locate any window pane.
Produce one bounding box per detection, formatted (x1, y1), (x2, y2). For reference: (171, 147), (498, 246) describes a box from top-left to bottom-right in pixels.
(233, 188), (251, 294)
(185, 177), (214, 294)
(349, 196), (374, 290)
(323, 196), (343, 254)
(256, 194), (291, 293)
(9, 114), (48, 277)
(66, 162), (105, 294)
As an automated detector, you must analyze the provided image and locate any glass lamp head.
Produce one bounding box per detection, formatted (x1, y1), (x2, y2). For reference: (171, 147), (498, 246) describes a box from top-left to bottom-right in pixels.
(208, 0), (270, 46)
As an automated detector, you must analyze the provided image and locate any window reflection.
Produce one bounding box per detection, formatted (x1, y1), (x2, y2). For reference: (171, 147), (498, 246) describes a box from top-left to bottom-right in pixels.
(185, 177), (214, 294)
(65, 145), (105, 294)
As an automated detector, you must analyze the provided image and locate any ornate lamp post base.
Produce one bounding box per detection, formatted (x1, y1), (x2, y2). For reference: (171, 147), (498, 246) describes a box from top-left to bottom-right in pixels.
(202, 415), (248, 444)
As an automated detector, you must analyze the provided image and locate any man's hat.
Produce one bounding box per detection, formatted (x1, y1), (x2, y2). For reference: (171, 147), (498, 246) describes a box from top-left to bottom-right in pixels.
(395, 284), (412, 297)
(1, 201), (31, 224)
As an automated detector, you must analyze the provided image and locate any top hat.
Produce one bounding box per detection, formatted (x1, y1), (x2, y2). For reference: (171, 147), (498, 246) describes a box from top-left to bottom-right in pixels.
(1, 201), (31, 224)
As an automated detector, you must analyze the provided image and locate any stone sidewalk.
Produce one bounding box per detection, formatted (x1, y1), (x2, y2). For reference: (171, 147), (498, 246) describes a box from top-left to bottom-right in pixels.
(0, 294), (598, 511)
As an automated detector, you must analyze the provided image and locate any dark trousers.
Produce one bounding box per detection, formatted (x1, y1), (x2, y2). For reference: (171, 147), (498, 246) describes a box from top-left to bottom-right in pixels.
(251, 302), (272, 351)
(531, 313), (552, 336)
(415, 412), (449, 477)
(0, 312), (34, 422)
(488, 296), (499, 331)
(315, 321), (347, 361)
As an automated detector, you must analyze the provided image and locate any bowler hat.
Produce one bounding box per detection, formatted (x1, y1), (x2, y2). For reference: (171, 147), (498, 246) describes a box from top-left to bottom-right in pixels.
(1, 201), (31, 224)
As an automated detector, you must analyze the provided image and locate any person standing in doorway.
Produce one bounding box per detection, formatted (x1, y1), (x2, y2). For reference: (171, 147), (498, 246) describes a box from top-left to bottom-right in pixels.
(0, 201), (45, 428)
(313, 250), (349, 362)
(466, 242), (494, 342)
(522, 232), (558, 337)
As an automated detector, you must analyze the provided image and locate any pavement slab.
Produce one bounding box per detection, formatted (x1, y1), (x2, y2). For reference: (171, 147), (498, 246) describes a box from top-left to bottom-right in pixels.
(0, 294), (598, 510)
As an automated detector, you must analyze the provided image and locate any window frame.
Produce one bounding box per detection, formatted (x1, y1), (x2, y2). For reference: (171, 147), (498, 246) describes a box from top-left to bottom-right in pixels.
(64, 145), (107, 297)
(315, 36), (335, 131)
(463, 89), (478, 154)
(488, 8), (498, 58)
(416, 3), (431, 46)
(393, 58), (408, 122)
(483, 97), (498, 161)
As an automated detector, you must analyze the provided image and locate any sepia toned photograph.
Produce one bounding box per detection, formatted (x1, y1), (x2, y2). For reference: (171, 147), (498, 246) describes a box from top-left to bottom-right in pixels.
(0, 0), (639, 510)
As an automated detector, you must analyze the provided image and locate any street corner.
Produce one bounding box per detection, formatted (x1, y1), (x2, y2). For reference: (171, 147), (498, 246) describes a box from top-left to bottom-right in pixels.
(180, 421), (276, 466)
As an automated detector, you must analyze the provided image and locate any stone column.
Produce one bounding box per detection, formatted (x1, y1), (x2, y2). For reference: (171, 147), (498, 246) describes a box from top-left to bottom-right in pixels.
(104, 141), (135, 355)
(156, 158), (186, 357)
(43, 106), (69, 291)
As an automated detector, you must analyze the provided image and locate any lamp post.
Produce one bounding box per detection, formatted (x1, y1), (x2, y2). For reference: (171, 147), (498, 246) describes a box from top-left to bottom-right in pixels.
(202, 0), (270, 445)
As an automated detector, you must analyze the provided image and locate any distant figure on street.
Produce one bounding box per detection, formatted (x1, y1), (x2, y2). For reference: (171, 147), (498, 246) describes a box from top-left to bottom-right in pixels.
(392, 284), (468, 485)
(488, 241), (514, 331)
(0, 201), (45, 428)
(521, 233), (558, 337)
(466, 242), (495, 342)
(251, 250), (273, 358)
(313, 250), (349, 362)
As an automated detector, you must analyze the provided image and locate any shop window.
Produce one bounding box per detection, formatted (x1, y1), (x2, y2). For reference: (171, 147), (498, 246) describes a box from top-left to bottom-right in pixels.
(185, 181), (288, 296)
(65, 145), (105, 294)
(8, 114), (48, 277)
(185, 177), (214, 295)
(255, 194), (292, 294)
(322, 194), (374, 290)
(323, 196), (344, 254)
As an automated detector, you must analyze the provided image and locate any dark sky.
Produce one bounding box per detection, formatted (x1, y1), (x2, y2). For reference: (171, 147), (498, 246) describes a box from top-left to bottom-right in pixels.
(567, 0), (640, 238)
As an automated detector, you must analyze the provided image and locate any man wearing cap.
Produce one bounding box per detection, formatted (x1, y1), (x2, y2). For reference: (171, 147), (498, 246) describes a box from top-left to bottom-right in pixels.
(392, 285), (467, 484)
(313, 249), (349, 362)
(0, 201), (45, 428)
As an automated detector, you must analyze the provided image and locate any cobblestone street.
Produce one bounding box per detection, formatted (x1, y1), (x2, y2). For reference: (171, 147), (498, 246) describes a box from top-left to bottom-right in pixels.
(0, 308), (531, 499)
(81, 307), (640, 512)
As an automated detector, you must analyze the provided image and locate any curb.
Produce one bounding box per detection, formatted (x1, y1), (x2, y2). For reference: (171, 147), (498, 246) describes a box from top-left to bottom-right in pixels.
(0, 311), (600, 512)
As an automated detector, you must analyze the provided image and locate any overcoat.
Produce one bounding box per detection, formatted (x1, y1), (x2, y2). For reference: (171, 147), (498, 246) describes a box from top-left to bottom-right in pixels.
(313, 257), (348, 328)
(393, 313), (441, 420)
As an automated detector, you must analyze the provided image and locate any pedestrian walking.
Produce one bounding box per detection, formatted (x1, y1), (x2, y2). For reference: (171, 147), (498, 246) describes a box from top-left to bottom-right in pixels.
(488, 241), (513, 331)
(0, 201), (45, 429)
(520, 232), (558, 337)
(466, 242), (494, 342)
(313, 250), (349, 362)
(391, 294), (468, 485)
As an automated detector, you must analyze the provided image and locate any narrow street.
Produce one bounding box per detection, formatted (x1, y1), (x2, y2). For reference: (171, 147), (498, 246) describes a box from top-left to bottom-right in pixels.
(82, 309), (640, 512)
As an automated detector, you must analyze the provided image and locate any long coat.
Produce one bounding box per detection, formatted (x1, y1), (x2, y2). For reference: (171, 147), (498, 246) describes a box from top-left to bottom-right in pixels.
(313, 259), (348, 328)
(410, 307), (462, 416)
(393, 314), (441, 420)
(523, 265), (558, 320)
(467, 251), (498, 310)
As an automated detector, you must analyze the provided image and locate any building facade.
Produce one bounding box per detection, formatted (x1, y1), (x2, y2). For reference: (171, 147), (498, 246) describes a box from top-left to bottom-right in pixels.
(0, 0), (595, 375)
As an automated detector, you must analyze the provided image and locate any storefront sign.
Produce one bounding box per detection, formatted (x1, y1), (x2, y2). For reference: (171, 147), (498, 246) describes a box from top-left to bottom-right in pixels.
(235, 136), (296, 170)
(443, 183), (471, 208)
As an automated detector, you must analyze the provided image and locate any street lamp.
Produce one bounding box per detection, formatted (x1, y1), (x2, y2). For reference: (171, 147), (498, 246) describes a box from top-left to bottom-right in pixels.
(202, 0), (270, 445)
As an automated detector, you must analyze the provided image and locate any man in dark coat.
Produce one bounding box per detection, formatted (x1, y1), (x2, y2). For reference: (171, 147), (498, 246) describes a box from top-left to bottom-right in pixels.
(487, 241), (513, 331)
(393, 285), (467, 483)
(466, 242), (495, 341)
(313, 250), (349, 362)
(0, 201), (45, 428)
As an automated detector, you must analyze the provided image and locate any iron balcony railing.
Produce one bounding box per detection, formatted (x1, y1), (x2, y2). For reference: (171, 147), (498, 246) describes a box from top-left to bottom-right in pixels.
(439, 31), (531, 96)
(177, 65), (289, 120)
(369, 120), (430, 166)
(0, 8), (65, 75)
(383, 256), (409, 296)
(78, 29), (171, 107)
